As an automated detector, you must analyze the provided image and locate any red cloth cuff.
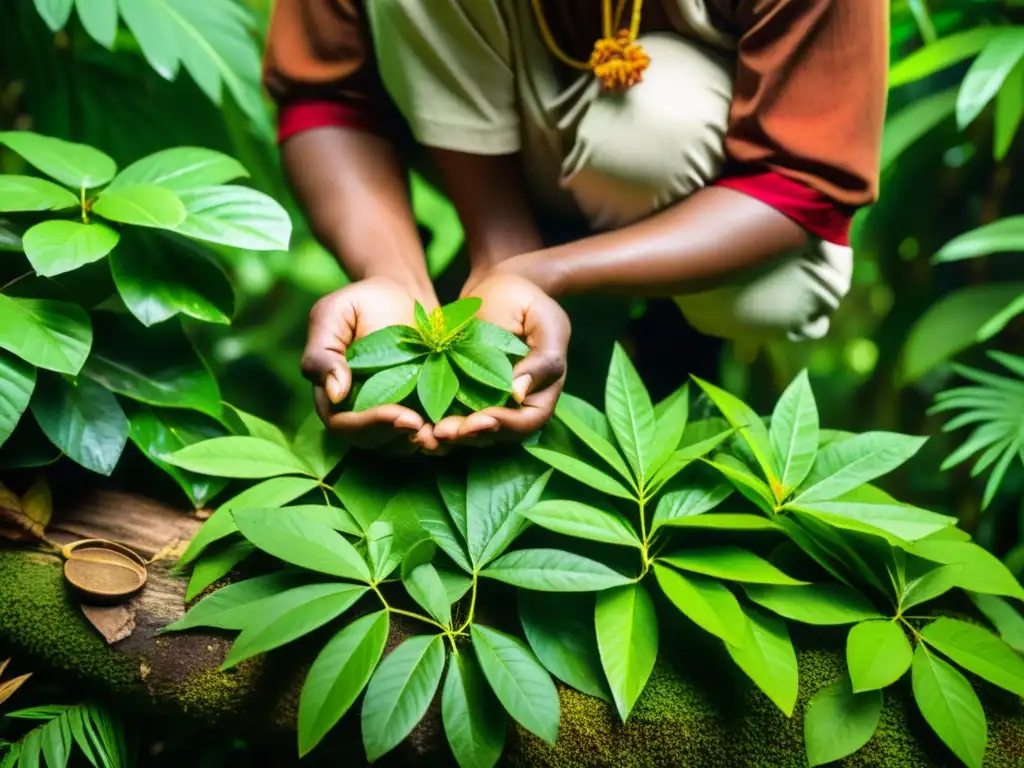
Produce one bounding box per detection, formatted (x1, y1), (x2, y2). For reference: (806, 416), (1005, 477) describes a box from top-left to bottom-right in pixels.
(715, 171), (853, 246)
(277, 100), (379, 143)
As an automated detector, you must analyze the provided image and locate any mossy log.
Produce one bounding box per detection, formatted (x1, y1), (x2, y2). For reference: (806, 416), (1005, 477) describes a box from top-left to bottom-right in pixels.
(1, 491), (1022, 767)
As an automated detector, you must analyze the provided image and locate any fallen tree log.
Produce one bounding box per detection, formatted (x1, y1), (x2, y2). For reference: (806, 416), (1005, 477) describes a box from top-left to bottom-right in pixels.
(0, 490), (1022, 766)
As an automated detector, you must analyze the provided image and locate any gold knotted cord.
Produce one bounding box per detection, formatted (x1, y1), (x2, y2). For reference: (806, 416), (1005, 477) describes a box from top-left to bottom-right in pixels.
(530, 0), (651, 92)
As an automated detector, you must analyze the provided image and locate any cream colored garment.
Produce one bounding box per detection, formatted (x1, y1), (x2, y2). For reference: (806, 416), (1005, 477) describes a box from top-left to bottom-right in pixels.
(368, 0), (853, 345)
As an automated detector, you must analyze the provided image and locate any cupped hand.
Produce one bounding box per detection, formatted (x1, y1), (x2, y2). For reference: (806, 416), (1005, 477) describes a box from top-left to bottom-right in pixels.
(432, 271), (571, 446)
(302, 277), (440, 451)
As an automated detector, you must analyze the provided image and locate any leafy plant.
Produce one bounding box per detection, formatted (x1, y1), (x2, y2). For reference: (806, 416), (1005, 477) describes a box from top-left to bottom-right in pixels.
(1, 703), (131, 768)
(344, 297), (529, 422)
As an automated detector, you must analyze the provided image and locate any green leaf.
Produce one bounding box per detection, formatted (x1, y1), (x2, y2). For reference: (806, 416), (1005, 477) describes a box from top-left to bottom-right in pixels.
(794, 432), (927, 503)
(482, 549), (632, 592)
(645, 429), (737, 495)
(31, 373), (127, 475)
(354, 364), (421, 411)
(291, 412), (347, 480)
(0, 351), (35, 447)
(744, 583), (881, 625)
(333, 460), (395, 532)
(416, 488), (472, 574)
(448, 343), (513, 391)
(655, 512), (778, 532)
(33, 0), (73, 30)
(693, 376), (778, 485)
(185, 540), (254, 601)
(455, 377), (508, 411)
(0, 175), (77, 212)
(847, 620), (913, 692)
(177, 477), (318, 566)
(933, 217), (1024, 264)
(0, 297), (91, 375)
(75, 0), (118, 47)
(769, 370), (818, 495)
(789, 500), (955, 543)
(223, 403), (289, 447)
(804, 675), (882, 767)
(653, 564), (748, 646)
(298, 610), (389, 757)
(956, 29), (1024, 129)
(553, 397), (634, 487)
(22, 220), (119, 278)
(726, 605), (798, 717)
(92, 184), (187, 229)
(595, 583), (658, 721)
(414, 301), (431, 339)
(968, 593), (1024, 652)
(911, 645), (987, 768)
(881, 88), (957, 172)
(649, 384), (689, 477)
(361, 635), (446, 762)
(418, 353), (459, 423)
(442, 649), (507, 768)
(110, 147), (248, 192)
(466, 452), (549, 567)
(82, 313), (222, 418)
(175, 186), (291, 251)
(471, 624), (559, 744)
(440, 297), (482, 337)
(660, 547), (806, 585)
(605, 344), (656, 484)
(0, 131), (115, 188)
(438, 568), (472, 603)
(222, 582), (367, 669)
(461, 319), (530, 357)
(346, 326), (426, 372)
(518, 591), (609, 701)
(910, 540), (1024, 600)
(522, 500), (640, 547)
(18, 729), (42, 768)
(920, 617), (1024, 697)
(994, 60), (1024, 161)
(524, 446), (636, 500)
(285, 505), (361, 536)
(702, 456), (775, 511)
(165, 572), (302, 632)
(889, 27), (1003, 87)
(165, 436), (313, 479)
(404, 563), (452, 626)
(40, 716), (70, 768)
(233, 507), (371, 581)
(651, 477), (733, 532)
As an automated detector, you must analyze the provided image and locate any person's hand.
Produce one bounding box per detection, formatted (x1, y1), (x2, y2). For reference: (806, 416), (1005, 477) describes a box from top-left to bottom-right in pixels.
(432, 271), (571, 446)
(302, 277), (440, 451)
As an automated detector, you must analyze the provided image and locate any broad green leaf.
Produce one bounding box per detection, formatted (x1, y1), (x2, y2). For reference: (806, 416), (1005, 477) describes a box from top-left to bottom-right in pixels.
(653, 565), (747, 646)
(693, 376), (778, 484)
(605, 344), (656, 484)
(418, 353), (459, 423)
(525, 446), (636, 500)
(482, 549), (632, 592)
(912, 646), (987, 768)
(165, 572), (303, 632)
(82, 313), (222, 418)
(284, 505), (361, 536)
(18, 728), (42, 768)
(0, 176), (77, 212)
(333, 460), (395, 532)
(92, 185), (187, 229)
(361, 635), (446, 762)
(31, 373), (127, 476)
(847, 620), (913, 692)
(471, 624), (559, 744)
(595, 583), (658, 721)
(702, 456), (775, 512)
(223, 403), (289, 447)
(0, 297), (91, 375)
(437, 568), (472, 603)
(518, 591), (609, 701)
(366, 490), (430, 574)
(414, 301), (432, 338)
(291, 412), (347, 480)
(0, 351), (35, 447)
(442, 649), (507, 768)
(165, 436), (313, 479)
(0, 132), (116, 188)
(222, 582), (367, 669)
(177, 477), (318, 566)
(901, 565), (963, 610)
(656, 512), (778, 532)
(449, 343), (513, 391)
(185, 540), (254, 601)
(440, 297), (482, 336)
(75, 0), (118, 48)
(553, 397), (634, 487)
(933, 217), (1024, 264)
(522, 500), (640, 547)
(880, 88), (957, 171)
(175, 186), (291, 251)
(920, 617), (1024, 697)
(659, 546), (806, 585)
(968, 593), (1024, 652)
(40, 716), (70, 768)
(438, 469), (468, 538)
(957, 29), (1024, 129)
(461, 319), (530, 356)
(346, 326), (426, 372)
(910, 540), (1024, 600)
(645, 429), (736, 495)
(804, 675), (882, 767)
(33, 0), (73, 30)
(298, 610), (389, 757)
(794, 431), (927, 503)
(744, 583), (881, 625)
(354, 364), (420, 411)
(649, 383), (689, 477)
(769, 370), (818, 495)
(233, 507), (370, 581)
(789, 500), (955, 543)
(557, 392), (613, 440)
(726, 605), (798, 716)
(994, 60), (1024, 161)
(455, 377), (508, 411)
(404, 563), (451, 626)
(889, 27), (1003, 87)
(651, 477), (733, 532)
(466, 452), (548, 566)
(416, 488), (472, 574)
(110, 147), (248, 191)
(367, 521), (394, 581)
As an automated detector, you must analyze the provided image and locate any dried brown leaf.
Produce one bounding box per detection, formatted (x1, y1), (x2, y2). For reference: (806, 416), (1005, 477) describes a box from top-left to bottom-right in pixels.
(20, 475), (52, 528)
(0, 672), (32, 706)
(0, 658), (9, 678)
(80, 604), (137, 645)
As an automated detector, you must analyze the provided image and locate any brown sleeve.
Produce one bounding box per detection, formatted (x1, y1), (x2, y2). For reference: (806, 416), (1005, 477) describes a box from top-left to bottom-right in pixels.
(725, 0), (888, 208)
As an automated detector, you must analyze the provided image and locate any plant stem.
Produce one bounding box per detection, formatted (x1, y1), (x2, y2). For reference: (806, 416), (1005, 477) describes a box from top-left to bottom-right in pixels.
(371, 584), (448, 633)
(456, 576), (478, 634)
(0, 271), (33, 294)
(319, 485), (332, 507)
(80, 185), (89, 223)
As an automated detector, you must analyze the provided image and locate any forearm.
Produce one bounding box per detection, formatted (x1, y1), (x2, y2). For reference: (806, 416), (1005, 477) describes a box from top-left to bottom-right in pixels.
(282, 127), (436, 305)
(510, 187), (810, 299)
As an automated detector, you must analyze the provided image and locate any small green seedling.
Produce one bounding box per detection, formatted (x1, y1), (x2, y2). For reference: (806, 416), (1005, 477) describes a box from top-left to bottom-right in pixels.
(345, 297), (530, 422)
